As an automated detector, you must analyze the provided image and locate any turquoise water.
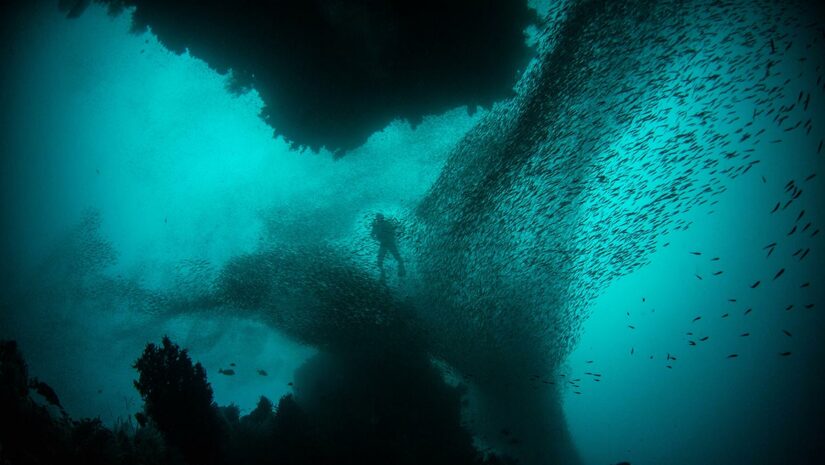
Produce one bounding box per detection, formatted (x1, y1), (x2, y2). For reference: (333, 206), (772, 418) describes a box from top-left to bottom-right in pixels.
(1, 2), (823, 465)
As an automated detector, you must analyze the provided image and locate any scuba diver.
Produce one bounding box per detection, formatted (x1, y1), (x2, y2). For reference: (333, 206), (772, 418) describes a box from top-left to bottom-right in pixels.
(370, 213), (405, 280)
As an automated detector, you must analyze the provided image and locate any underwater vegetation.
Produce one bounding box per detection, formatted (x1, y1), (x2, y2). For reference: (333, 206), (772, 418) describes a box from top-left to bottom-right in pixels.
(1, 339), (165, 465)
(1, 337), (519, 465)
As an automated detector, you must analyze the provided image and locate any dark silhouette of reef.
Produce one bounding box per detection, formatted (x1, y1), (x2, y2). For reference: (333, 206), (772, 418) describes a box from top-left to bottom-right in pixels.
(61, 0), (537, 155)
(1, 339), (167, 465)
(1, 337), (517, 465)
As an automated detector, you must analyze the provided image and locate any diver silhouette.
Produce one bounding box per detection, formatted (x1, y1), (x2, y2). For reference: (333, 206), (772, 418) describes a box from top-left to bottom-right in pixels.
(371, 213), (405, 280)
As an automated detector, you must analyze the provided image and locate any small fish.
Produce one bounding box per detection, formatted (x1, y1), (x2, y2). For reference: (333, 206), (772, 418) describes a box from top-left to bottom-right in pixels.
(686, 332), (693, 335)
(796, 210), (805, 222)
(700, 336), (710, 341)
(763, 242), (777, 249)
(218, 369), (235, 376)
(688, 340), (696, 346)
(586, 360), (594, 364)
(744, 308), (753, 315)
(714, 271), (724, 276)
(779, 352), (792, 357)
(788, 225), (797, 235)
(628, 325), (635, 330)
(695, 274), (703, 280)
(721, 313), (729, 318)
(288, 382), (294, 386)
(728, 298), (737, 302)
(740, 332), (750, 337)
(666, 365), (673, 369)
(785, 304), (794, 311)
(727, 354), (739, 359)
(690, 251), (702, 255)
(710, 257), (720, 261)
(805, 304), (815, 309)
(230, 363), (236, 367)
(692, 316), (702, 323)
(257, 369), (268, 376)
(782, 329), (792, 337)
(773, 268), (785, 280)
(770, 202), (780, 213)
(799, 249), (810, 261)
(750, 280), (760, 288)
(630, 347), (634, 355)
(800, 282), (810, 288)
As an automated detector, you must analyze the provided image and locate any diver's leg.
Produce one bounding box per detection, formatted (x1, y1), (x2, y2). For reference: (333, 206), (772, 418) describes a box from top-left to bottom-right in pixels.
(377, 245), (387, 280)
(388, 243), (405, 276)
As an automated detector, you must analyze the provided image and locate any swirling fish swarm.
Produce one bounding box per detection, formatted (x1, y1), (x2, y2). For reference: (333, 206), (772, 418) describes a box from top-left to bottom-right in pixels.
(414, 0), (822, 384)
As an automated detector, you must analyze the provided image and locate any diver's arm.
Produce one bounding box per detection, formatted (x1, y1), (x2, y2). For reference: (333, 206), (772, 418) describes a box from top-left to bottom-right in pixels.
(391, 218), (403, 235)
